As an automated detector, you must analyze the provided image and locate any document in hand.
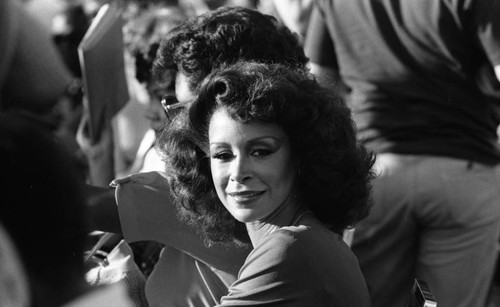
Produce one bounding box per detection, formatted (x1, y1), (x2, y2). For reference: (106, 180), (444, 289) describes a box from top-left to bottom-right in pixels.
(78, 3), (129, 142)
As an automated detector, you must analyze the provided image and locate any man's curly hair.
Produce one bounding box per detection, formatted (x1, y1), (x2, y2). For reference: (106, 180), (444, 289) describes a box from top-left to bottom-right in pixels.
(152, 6), (308, 93)
(158, 62), (375, 246)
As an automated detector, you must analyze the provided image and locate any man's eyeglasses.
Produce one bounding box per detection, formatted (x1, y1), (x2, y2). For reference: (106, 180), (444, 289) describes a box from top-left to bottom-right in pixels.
(161, 94), (189, 120)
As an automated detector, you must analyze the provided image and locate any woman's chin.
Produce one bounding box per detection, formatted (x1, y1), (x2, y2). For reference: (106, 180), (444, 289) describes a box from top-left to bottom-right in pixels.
(230, 211), (259, 224)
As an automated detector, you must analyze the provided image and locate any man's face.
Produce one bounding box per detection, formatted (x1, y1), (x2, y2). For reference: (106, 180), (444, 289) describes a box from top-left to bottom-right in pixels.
(146, 72), (195, 131)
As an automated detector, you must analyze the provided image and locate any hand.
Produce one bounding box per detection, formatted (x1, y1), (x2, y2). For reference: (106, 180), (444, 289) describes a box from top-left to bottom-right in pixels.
(76, 109), (115, 186)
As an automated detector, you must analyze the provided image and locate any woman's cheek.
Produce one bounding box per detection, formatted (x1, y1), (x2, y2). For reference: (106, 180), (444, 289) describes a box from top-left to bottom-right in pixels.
(211, 163), (226, 197)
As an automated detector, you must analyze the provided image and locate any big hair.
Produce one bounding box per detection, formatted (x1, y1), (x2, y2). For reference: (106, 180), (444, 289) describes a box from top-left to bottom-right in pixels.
(158, 62), (375, 245)
(152, 6), (308, 93)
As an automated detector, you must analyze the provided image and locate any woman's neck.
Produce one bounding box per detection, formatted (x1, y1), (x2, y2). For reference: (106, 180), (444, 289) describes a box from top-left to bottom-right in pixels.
(245, 192), (307, 247)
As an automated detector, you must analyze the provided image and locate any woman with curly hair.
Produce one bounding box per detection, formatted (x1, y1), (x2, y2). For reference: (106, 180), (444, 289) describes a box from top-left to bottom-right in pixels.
(160, 61), (375, 306)
(84, 6), (310, 306)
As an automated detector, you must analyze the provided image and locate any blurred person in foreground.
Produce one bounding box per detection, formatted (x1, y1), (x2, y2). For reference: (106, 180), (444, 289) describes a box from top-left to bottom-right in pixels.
(0, 113), (134, 307)
(84, 6), (309, 306)
(0, 0), (74, 128)
(304, 1), (500, 306)
(1, 0), (89, 182)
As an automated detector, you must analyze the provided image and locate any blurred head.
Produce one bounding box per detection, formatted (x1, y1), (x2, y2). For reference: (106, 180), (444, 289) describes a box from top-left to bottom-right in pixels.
(0, 114), (88, 306)
(160, 62), (375, 245)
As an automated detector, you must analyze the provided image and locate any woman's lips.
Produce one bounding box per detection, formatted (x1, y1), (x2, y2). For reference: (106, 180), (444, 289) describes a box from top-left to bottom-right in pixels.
(227, 190), (265, 203)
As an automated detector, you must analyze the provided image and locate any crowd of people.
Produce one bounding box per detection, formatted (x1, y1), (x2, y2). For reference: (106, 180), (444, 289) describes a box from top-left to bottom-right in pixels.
(1, 0), (500, 306)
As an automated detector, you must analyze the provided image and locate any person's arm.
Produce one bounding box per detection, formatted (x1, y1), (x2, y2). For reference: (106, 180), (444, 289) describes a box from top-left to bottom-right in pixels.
(217, 229), (371, 306)
(310, 62), (350, 99)
(271, 0), (314, 45)
(216, 231), (298, 306)
(474, 2), (500, 130)
(474, 2), (500, 85)
(77, 113), (116, 187)
(113, 171), (251, 271)
(495, 65), (500, 84)
(84, 184), (122, 234)
(304, 4), (349, 96)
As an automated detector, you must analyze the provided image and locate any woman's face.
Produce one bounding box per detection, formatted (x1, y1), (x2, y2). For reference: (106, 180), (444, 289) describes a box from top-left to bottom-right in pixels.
(209, 108), (298, 223)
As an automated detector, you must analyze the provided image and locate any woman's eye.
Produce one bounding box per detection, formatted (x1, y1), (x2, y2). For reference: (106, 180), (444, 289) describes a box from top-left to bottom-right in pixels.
(251, 148), (273, 157)
(212, 151), (233, 161)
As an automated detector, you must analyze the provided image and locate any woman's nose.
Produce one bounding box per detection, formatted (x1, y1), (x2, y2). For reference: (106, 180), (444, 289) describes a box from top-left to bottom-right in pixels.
(229, 156), (252, 183)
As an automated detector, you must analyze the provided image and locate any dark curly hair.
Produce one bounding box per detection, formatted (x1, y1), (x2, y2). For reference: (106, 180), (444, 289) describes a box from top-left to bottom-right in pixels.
(158, 62), (375, 246)
(152, 6), (308, 93)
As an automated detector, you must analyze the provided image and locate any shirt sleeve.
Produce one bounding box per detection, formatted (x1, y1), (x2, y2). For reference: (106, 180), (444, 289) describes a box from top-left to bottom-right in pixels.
(217, 227), (371, 307)
(113, 171), (250, 272)
(304, 3), (338, 68)
(217, 230), (319, 306)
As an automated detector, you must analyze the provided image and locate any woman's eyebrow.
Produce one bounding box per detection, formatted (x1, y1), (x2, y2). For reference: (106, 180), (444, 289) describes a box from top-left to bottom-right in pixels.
(209, 135), (285, 147)
(247, 136), (283, 145)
